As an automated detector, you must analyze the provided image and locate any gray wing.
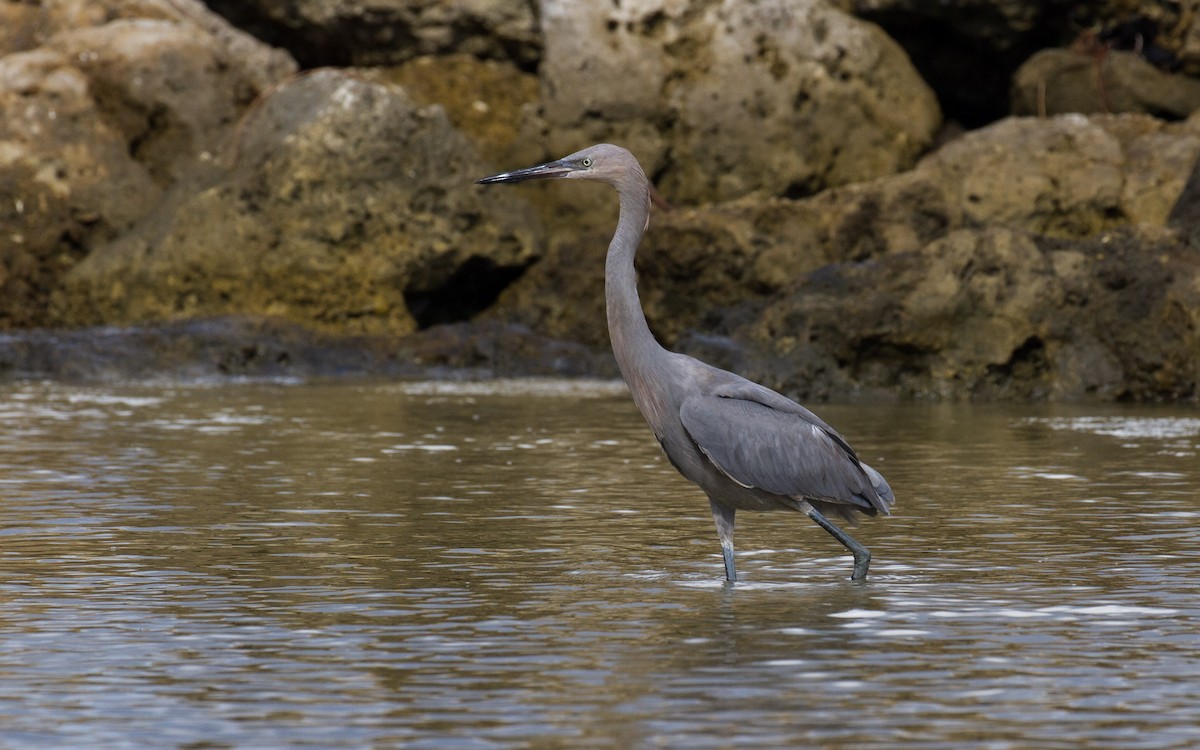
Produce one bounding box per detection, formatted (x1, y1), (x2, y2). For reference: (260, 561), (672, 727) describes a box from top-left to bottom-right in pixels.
(679, 379), (893, 515)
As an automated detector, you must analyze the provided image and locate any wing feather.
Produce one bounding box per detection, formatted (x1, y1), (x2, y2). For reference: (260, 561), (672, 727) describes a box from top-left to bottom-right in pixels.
(679, 388), (892, 515)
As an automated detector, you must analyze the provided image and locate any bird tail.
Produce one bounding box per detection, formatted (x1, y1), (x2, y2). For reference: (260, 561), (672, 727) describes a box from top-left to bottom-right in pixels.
(860, 461), (894, 515)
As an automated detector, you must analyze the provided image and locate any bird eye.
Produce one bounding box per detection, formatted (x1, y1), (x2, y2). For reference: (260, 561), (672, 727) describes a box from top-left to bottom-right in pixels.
(581, 157), (593, 168)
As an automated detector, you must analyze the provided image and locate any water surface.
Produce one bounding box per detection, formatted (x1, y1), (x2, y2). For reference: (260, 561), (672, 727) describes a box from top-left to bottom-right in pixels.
(1, 380), (1198, 748)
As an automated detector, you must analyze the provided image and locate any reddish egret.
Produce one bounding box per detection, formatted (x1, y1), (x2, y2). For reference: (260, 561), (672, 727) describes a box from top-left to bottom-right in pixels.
(478, 144), (894, 581)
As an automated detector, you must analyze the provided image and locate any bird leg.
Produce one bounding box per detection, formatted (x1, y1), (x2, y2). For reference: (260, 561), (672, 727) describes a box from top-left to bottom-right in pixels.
(804, 506), (872, 581)
(709, 499), (737, 582)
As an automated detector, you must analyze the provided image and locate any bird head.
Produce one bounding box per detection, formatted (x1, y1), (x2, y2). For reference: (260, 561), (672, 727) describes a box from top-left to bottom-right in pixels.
(476, 144), (634, 187)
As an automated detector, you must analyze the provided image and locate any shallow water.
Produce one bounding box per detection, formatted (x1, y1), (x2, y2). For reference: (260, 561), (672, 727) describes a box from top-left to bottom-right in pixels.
(1, 380), (1198, 748)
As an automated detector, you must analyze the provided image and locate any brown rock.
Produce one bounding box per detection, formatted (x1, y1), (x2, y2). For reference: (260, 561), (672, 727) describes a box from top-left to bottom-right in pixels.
(538, 0), (942, 204)
(498, 114), (1199, 353)
(1012, 48), (1200, 119)
(365, 54), (541, 158)
(724, 226), (1200, 401)
(62, 70), (542, 335)
(0, 0), (295, 329)
(202, 0), (542, 68)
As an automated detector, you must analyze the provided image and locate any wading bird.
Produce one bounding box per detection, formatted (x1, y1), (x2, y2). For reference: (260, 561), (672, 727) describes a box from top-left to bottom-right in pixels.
(478, 144), (894, 581)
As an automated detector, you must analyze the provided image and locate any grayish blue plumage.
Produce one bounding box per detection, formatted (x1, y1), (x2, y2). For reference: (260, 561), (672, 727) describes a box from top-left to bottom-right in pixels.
(478, 144), (895, 581)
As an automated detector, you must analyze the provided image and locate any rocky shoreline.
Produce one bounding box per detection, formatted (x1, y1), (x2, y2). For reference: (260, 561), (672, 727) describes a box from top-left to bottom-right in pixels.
(2, 1), (1198, 400)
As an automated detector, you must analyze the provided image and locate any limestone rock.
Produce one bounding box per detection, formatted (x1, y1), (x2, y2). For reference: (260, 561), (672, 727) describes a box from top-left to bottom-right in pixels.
(62, 70), (542, 335)
(924, 114), (1200, 233)
(1168, 132), (1200, 245)
(365, 54), (541, 160)
(498, 113), (1200, 353)
(538, 0), (942, 204)
(0, 0), (294, 87)
(1012, 49), (1200, 119)
(720, 226), (1200, 401)
(4, 0), (1199, 402)
(202, 0), (541, 68)
(0, 0), (295, 329)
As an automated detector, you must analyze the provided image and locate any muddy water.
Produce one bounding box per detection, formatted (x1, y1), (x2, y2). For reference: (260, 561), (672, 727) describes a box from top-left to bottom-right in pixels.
(1, 380), (1198, 748)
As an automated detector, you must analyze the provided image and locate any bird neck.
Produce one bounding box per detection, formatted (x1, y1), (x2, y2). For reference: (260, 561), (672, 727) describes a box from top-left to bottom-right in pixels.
(605, 182), (664, 383)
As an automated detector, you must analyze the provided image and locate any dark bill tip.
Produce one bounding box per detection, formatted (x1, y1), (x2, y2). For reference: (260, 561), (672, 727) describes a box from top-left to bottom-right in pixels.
(477, 160), (572, 185)
(475, 172), (520, 185)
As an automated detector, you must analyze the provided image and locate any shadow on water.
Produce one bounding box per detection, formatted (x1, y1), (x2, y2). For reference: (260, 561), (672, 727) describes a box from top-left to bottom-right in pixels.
(1, 381), (1198, 748)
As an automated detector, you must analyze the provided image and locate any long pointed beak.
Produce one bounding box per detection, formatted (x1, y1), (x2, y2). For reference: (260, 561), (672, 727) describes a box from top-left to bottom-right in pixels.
(477, 159), (573, 185)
